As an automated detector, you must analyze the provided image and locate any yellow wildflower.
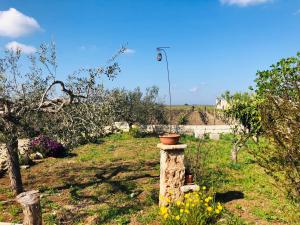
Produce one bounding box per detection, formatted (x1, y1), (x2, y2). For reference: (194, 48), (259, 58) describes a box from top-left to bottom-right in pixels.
(180, 209), (184, 214)
(184, 209), (190, 214)
(215, 209), (220, 214)
(202, 186), (206, 190)
(184, 193), (190, 198)
(207, 206), (213, 212)
(160, 206), (168, 215)
(176, 200), (181, 206)
(191, 203), (195, 207)
(175, 215), (180, 220)
(217, 205), (223, 210)
(166, 198), (171, 203)
(164, 214), (169, 219)
(185, 203), (190, 207)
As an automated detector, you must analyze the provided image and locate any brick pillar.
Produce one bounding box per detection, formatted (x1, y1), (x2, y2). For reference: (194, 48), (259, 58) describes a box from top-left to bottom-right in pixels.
(157, 143), (187, 207)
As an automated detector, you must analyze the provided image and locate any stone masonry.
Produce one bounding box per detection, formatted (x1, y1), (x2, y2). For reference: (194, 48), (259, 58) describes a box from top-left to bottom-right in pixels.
(158, 143), (187, 207)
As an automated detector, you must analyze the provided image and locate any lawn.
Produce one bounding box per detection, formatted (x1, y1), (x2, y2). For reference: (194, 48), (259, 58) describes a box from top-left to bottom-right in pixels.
(0, 133), (299, 224)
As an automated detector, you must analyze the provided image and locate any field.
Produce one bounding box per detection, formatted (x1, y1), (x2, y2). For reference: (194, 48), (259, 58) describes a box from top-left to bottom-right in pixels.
(0, 133), (299, 224)
(168, 105), (226, 125)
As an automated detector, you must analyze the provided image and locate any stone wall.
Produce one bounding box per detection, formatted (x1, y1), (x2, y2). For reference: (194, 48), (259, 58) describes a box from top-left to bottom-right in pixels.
(140, 124), (234, 139)
(0, 139), (29, 177)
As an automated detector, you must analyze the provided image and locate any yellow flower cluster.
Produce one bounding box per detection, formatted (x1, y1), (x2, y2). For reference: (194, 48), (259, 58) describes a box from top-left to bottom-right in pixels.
(160, 186), (223, 224)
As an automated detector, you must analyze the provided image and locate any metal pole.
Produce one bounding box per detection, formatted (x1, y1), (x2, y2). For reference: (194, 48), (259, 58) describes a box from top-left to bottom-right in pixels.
(157, 47), (172, 133)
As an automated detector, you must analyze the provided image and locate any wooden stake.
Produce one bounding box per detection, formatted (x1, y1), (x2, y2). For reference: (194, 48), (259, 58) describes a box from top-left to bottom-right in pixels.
(16, 190), (42, 225)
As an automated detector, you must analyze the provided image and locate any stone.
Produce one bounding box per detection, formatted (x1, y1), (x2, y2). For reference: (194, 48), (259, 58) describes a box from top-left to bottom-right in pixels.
(180, 184), (200, 194)
(157, 143), (187, 150)
(158, 143), (187, 207)
(31, 152), (44, 160)
(21, 165), (30, 169)
(210, 133), (220, 140)
(0, 139), (30, 177)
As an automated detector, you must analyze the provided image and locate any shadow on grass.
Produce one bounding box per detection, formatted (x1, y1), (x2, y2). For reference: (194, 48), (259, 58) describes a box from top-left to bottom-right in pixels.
(38, 160), (160, 224)
(215, 191), (244, 203)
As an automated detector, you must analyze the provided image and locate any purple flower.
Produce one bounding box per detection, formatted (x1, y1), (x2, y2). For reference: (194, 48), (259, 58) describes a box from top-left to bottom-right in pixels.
(30, 135), (66, 157)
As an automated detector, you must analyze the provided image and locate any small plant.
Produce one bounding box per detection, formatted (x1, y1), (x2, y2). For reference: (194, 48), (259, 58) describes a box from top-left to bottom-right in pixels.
(30, 135), (66, 157)
(129, 126), (144, 138)
(160, 187), (223, 225)
(178, 114), (188, 125)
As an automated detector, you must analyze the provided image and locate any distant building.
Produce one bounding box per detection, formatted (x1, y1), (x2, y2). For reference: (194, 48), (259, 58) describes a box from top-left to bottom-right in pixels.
(216, 98), (228, 110)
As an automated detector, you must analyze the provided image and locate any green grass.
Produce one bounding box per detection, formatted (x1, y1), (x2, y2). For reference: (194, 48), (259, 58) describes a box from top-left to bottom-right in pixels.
(0, 133), (299, 224)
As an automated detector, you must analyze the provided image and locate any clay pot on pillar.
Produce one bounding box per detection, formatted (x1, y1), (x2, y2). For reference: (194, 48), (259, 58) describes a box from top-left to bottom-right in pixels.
(159, 133), (180, 145)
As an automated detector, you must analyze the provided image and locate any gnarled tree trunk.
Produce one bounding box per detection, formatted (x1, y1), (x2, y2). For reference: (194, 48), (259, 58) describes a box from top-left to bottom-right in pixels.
(6, 133), (23, 195)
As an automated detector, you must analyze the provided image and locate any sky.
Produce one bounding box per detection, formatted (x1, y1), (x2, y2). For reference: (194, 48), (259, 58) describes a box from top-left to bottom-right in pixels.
(0, 0), (300, 105)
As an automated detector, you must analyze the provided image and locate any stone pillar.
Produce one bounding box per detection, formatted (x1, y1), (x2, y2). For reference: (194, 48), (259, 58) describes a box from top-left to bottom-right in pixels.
(157, 143), (187, 206)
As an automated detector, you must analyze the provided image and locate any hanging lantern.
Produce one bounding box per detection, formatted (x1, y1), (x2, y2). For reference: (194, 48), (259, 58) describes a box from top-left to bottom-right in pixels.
(157, 52), (162, 61)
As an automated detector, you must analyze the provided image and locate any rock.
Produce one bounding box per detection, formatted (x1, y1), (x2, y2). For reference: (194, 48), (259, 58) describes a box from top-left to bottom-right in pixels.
(20, 165), (30, 169)
(0, 139), (30, 177)
(180, 184), (200, 194)
(210, 133), (220, 140)
(114, 121), (130, 132)
(0, 144), (8, 177)
(31, 152), (44, 160)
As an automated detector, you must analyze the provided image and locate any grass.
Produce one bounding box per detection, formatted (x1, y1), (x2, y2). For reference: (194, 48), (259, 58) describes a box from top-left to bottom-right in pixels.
(0, 133), (299, 224)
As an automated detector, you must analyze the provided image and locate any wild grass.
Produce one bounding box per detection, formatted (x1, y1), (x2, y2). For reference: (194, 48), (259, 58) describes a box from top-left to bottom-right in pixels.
(0, 133), (299, 224)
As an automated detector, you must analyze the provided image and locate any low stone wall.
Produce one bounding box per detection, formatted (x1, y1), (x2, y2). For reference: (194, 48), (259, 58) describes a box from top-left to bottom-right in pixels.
(113, 122), (235, 139)
(140, 124), (234, 139)
(0, 139), (29, 177)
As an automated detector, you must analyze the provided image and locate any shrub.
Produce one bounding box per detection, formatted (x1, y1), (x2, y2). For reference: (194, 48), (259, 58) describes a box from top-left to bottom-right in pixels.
(254, 52), (300, 200)
(30, 135), (66, 157)
(178, 114), (188, 125)
(129, 126), (145, 138)
(160, 187), (223, 225)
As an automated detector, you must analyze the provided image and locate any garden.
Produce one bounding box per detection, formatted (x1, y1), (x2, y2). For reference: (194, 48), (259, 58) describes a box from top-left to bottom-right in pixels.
(0, 43), (300, 225)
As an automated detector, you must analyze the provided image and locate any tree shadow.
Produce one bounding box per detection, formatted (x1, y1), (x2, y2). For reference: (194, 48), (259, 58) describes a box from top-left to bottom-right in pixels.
(215, 191), (244, 203)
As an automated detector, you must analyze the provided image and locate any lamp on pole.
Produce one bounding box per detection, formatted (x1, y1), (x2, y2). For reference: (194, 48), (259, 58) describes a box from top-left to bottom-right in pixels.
(157, 47), (172, 132)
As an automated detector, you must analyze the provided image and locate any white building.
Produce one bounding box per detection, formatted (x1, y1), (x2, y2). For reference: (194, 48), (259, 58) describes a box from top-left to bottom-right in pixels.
(216, 98), (228, 110)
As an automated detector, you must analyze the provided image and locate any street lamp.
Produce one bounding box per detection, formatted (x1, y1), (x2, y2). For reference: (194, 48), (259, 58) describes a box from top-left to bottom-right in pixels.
(157, 47), (172, 132)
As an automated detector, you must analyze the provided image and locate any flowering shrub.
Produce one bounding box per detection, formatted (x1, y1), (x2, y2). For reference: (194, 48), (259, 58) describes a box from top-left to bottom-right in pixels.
(30, 135), (66, 157)
(160, 186), (223, 225)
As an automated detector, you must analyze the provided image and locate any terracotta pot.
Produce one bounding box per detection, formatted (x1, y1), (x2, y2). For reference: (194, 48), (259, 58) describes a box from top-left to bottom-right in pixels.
(159, 133), (180, 145)
(185, 174), (193, 184)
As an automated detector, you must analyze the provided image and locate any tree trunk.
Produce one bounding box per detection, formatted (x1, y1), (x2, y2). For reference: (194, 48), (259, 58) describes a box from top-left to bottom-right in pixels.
(6, 134), (23, 195)
(231, 144), (239, 163)
(16, 190), (42, 225)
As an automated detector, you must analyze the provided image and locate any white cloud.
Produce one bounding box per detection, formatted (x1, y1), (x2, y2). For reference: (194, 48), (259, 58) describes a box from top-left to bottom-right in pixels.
(0, 8), (40, 38)
(5, 41), (36, 54)
(124, 48), (136, 54)
(220, 0), (272, 7)
(189, 86), (200, 93)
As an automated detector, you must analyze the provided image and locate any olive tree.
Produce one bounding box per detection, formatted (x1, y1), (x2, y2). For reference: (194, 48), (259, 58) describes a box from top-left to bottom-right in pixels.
(110, 86), (166, 128)
(0, 42), (124, 195)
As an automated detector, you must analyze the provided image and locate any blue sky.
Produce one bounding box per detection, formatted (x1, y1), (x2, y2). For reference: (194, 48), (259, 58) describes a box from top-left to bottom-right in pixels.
(0, 0), (300, 104)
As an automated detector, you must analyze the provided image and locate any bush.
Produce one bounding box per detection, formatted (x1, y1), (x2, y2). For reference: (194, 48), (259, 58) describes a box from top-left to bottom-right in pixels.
(30, 135), (66, 157)
(254, 52), (300, 200)
(178, 114), (188, 125)
(129, 126), (145, 138)
(160, 187), (223, 225)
